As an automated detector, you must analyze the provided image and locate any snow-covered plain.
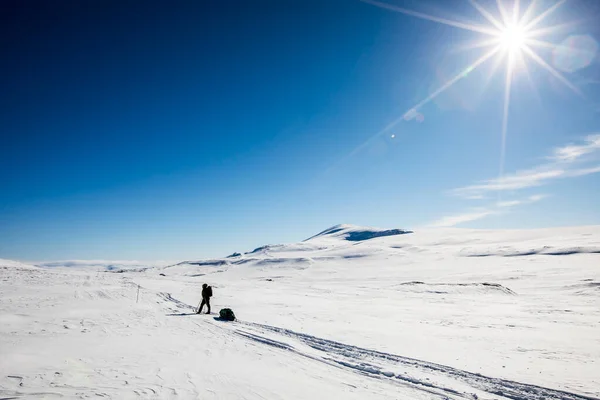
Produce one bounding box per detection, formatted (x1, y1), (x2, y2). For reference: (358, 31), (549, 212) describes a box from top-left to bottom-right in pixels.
(1, 225), (599, 399)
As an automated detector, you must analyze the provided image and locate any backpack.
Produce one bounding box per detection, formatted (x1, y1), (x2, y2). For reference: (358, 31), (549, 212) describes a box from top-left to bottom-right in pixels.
(207, 286), (213, 297)
(219, 308), (235, 321)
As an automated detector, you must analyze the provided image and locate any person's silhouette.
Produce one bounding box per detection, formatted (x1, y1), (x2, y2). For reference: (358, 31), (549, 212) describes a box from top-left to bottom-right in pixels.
(197, 283), (212, 314)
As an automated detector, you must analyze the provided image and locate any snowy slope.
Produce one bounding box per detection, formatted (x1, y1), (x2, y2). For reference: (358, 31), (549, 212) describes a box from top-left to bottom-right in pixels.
(0, 258), (40, 270)
(1, 225), (599, 399)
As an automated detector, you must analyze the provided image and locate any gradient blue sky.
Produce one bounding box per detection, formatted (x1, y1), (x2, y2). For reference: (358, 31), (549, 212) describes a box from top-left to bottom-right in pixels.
(2, 0), (600, 262)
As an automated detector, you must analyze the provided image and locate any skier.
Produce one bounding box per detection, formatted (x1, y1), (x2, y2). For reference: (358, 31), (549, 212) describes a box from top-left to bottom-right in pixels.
(197, 283), (213, 314)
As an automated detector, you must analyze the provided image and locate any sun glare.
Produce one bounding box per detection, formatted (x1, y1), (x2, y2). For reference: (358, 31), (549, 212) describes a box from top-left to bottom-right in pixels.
(498, 24), (527, 53)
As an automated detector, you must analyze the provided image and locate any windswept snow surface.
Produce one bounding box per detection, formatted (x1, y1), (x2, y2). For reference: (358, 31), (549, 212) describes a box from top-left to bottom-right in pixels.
(1, 225), (600, 399)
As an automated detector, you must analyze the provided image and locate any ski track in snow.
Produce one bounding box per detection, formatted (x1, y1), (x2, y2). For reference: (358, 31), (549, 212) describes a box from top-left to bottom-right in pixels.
(234, 322), (599, 400)
(154, 291), (599, 400)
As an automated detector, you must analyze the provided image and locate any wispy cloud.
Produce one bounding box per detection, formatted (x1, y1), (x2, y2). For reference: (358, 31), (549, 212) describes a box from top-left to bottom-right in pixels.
(496, 200), (522, 208)
(527, 194), (548, 202)
(568, 165), (600, 177)
(452, 134), (600, 199)
(431, 134), (600, 228)
(496, 194), (549, 208)
(463, 194), (486, 200)
(429, 210), (497, 228)
(451, 168), (563, 197)
(429, 194), (547, 227)
(549, 134), (600, 162)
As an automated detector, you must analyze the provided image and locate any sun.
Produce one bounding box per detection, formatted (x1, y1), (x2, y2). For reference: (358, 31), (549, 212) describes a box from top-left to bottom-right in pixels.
(498, 23), (528, 54)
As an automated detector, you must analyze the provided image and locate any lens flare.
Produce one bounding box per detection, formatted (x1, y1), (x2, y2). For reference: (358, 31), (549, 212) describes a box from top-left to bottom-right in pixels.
(552, 34), (599, 73)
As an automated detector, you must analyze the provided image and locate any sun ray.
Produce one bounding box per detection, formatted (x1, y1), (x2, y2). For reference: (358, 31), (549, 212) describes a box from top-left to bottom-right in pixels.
(360, 0), (498, 36)
(512, 0), (521, 24)
(516, 49), (542, 103)
(338, 46), (501, 165)
(527, 38), (571, 52)
(519, 0), (540, 26)
(407, 46), (501, 116)
(528, 20), (584, 38)
(524, 0), (567, 31)
(522, 45), (582, 95)
(495, 0), (511, 26)
(525, 38), (555, 49)
(469, 0), (504, 31)
(498, 51), (515, 202)
(449, 38), (502, 54)
(481, 49), (507, 92)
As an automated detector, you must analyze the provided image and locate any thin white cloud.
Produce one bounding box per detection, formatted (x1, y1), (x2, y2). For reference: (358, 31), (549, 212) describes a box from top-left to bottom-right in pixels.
(452, 134), (600, 199)
(496, 194), (548, 208)
(452, 168), (564, 197)
(527, 194), (548, 202)
(432, 135), (598, 228)
(566, 165), (600, 177)
(430, 194), (547, 227)
(429, 210), (496, 228)
(549, 134), (600, 162)
(497, 200), (521, 208)
(463, 194), (486, 200)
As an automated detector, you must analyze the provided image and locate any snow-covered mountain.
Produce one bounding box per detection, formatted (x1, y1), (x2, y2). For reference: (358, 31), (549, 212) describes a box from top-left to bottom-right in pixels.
(304, 223), (413, 241)
(1, 225), (599, 399)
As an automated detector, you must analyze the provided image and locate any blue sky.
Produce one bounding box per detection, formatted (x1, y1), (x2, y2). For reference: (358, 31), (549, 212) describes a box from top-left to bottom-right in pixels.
(1, 0), (600, 262)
